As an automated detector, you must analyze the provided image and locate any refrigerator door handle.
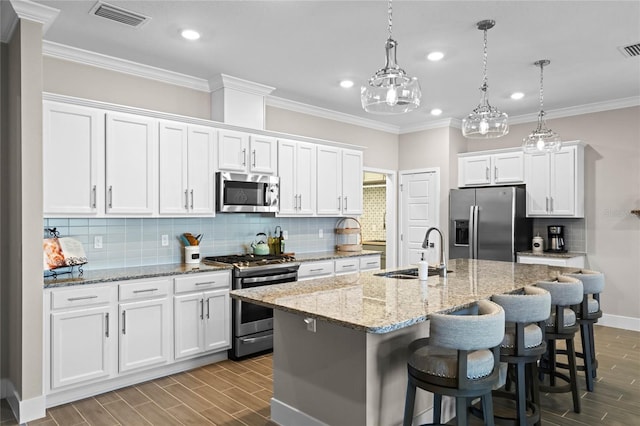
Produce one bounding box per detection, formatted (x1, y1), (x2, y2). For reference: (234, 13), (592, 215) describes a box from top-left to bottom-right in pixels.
(472, 205), (479, 259)
(468, 205), (475, 259)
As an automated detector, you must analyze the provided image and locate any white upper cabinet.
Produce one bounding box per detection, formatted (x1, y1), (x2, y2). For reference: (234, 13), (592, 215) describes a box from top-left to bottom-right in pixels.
(159, 121), (215, 215)
(106, 112), (157, 215)
(316, 147), (363, 216)
(43, 102), (105, 216)
(458, 149), (524, 187)
(525, 142), (584, 217)
(217, 129), (276, 174)
(277, 139), (316, 216)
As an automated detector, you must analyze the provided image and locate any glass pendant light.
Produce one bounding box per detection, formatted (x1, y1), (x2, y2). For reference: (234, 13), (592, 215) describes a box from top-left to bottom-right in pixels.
(462, 20), (509, 139)
(361, 0), (421, 114)
(523, 60), (562, 153)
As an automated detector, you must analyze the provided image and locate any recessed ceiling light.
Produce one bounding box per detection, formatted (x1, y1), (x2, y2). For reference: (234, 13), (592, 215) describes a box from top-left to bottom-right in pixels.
(340, 80), (354, 89)
(430, 108), (443, 116)
(181, 29), (200, 41)
(427, 51), (444, 61)
(510, 92), (525, 100)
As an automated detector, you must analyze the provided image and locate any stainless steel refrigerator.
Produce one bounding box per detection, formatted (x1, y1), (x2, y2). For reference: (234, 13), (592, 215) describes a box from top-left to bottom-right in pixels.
(449, 186), (532, 262)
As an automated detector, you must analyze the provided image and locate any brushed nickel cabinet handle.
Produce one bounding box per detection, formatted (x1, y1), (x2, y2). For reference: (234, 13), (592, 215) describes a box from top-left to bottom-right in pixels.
(486, 167), (490, 180)
(108, 186), (113, 208)
(185, 189), (189, 209)
(133, 288), (158, 294)
(252, 149), (256, 167)
(200, 299), (204, 320)
(242, 148), (247, 166)
(105, 313), (109, 337)
(195, 281), (214, 286)
(190, 189), (194, 209)
(67, 295), (98, 302)
(92, 185), (97, 208)
(494, 167), (498, 180)
(338, 197), (341, 210)
(546, 197), (549, 212)
(122, 311), (126, 335)
(206, 298), (210, 319)
(344, 196), (348, 211)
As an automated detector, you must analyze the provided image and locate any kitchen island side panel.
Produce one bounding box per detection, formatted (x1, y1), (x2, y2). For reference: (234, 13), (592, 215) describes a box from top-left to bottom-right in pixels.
(272, 310), (435, 426)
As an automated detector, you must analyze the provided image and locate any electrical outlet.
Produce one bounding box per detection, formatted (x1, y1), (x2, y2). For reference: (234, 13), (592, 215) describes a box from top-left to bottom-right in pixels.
(94, 236), (103, 249)
(283, 230), (288, 240)
(304, 317), (316, 333)
(319, 229), (323, 238)
(161, 235), (169, 246)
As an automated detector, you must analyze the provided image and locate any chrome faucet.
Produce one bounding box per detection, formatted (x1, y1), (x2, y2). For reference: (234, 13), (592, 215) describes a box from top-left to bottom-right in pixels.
(422, 227), (447, 277)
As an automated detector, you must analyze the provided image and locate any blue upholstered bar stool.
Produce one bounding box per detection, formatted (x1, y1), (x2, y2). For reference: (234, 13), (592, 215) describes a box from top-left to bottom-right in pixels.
(403, 300), (505, 426)
(491, 286), (551, 426)
(563, 270), (605, 392)
(535, 275), (584, 414)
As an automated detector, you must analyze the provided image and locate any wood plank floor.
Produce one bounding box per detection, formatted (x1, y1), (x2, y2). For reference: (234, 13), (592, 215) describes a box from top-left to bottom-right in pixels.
(1, 325), (638, 425)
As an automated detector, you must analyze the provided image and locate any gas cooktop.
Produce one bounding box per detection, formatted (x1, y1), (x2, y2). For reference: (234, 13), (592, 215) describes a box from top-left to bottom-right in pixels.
(202, 254), (297, 268)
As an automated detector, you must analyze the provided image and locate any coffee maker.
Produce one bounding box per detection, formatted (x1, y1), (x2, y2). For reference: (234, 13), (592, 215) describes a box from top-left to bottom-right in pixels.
(547, 225), (566, 252)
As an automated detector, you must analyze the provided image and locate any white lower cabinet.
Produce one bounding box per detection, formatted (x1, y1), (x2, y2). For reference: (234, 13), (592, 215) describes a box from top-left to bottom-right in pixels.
(174, 272), (231, 360)
(517, 254), (585, 268)
(118, 279), (171, 373)
(297, 255), (381, 281)
(48, 286), (117, 390)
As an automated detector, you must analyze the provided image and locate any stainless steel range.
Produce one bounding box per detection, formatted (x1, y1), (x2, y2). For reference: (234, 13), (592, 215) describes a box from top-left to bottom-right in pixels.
(203, 254), (299, 359)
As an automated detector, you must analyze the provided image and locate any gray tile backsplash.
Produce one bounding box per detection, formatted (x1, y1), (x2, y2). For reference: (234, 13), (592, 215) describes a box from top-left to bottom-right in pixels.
(531, 218), (587, 252)
(44, 215), (339, 271)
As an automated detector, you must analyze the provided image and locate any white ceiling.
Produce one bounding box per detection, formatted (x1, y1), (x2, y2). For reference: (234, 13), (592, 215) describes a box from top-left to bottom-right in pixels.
(30, 0), (640, 131)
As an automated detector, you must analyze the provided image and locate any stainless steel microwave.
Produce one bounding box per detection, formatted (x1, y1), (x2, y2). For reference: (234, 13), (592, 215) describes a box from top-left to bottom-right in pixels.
(216, 172), (279, 213)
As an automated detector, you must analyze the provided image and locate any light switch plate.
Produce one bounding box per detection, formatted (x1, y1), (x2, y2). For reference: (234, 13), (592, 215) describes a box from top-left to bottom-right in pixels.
(161, 235), (169, 246)
(319, 229), (323, 238)
(94, 236), (103, 249)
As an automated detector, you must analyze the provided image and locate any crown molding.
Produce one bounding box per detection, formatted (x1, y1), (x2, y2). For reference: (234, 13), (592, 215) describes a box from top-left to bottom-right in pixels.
(1, 0), (59, 42)
(266, 96), (400, 134)
(508, 96), (640, 125)
(42, 40), (210, 92)
(209, 73), (275, 96)
(399, 118), (462, 134)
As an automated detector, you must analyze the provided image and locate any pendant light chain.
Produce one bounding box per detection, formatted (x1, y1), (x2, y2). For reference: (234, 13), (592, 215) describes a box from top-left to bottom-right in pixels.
(481, 27), (488, 92)
(387, 0), (393, 39)
(538, 61), (545, 115)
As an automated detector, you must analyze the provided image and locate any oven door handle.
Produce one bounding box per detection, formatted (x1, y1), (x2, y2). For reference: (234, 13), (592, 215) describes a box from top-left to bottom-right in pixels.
(241, 271), (298, 284)
(239, 335), (272, 344)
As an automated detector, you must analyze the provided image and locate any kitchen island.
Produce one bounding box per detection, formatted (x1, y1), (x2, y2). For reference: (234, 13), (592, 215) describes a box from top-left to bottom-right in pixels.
(230, 258), (576, 426)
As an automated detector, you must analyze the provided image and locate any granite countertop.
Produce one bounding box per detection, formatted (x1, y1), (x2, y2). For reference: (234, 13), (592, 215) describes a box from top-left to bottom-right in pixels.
(517, 251), (587, 259)
(230, 258), (580, 335)
(43, 263), (232, 289)
(43, 250), (380, 288)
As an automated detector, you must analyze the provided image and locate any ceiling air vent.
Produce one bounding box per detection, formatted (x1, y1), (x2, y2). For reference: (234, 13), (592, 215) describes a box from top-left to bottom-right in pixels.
(618, 43), (640, 58)
(89, 1), (150, 28)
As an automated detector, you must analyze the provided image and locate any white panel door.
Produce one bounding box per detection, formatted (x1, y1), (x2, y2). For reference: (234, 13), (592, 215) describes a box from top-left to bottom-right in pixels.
(106, 113), (156, 214)
(51, 306), (114, 389)
(400, 171), (439, 267)
(187, 126), (216, 214)
(550, 147), (576, 216)
(277, 140), (297, 215)
(119, 298), (170, 372)
(203, 289), (231, 353)
(218, 129), (248, 172)
(43, 102), (104, 215)
(159, 121), (189, 215)
(316, 146), (342, 215)
(249, 135), (277, 174)
(296, 142), (317, 215)
(342, 149), (363, 215)
(174, 293), (204, 359)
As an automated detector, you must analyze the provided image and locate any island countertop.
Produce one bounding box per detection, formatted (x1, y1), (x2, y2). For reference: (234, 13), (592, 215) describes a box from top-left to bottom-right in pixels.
(230, 258), (577, 334)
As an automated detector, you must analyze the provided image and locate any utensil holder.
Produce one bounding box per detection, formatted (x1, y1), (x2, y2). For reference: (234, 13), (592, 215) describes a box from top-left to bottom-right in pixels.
(184, 245), (200, 264)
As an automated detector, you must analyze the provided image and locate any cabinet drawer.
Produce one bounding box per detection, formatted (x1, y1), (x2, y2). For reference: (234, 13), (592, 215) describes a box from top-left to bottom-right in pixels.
(359, 256), (381, 271)
(174, 271), (230, 294)
(51, 286), (112, 310)
(119, 278), (171, 301)
(334, 258), (359, 275)
(298, 261), (334, 280)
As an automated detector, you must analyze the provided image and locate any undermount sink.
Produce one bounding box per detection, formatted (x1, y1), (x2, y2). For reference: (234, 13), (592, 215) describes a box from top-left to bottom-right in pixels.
(374, 267), (452, 279)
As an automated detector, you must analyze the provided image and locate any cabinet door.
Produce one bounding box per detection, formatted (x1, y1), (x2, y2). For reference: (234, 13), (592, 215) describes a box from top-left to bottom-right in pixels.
(525, 152), (551, 216)
(159, 121), (189, 215)
(549, 148), (576, 216)
(493, 151), (524, 184)
(459, 155), (491, 186)
(218, 129), (248, 172)
(277, 140), (297, 215)
(51, 305), (114, 389)
(203, 289), (231, 353)
(316, 146), (342, 215)
(119, 298), (170, 373)
(296, 142), (317, 215)
(249, 135), (277, 174)
(174, 293), (204, 359)
(187, 126), (216, 214)
(106, 113), (157, 214)
(341, 149), (363, 215)
(43, 102), (104, 215)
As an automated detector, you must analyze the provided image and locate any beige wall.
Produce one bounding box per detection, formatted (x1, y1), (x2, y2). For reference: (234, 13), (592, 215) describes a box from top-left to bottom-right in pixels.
(463, 107), (640, 320)
(266, 106), (398, 171)
(5, 19), (45, 405)
(43, 57), (211, 119)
